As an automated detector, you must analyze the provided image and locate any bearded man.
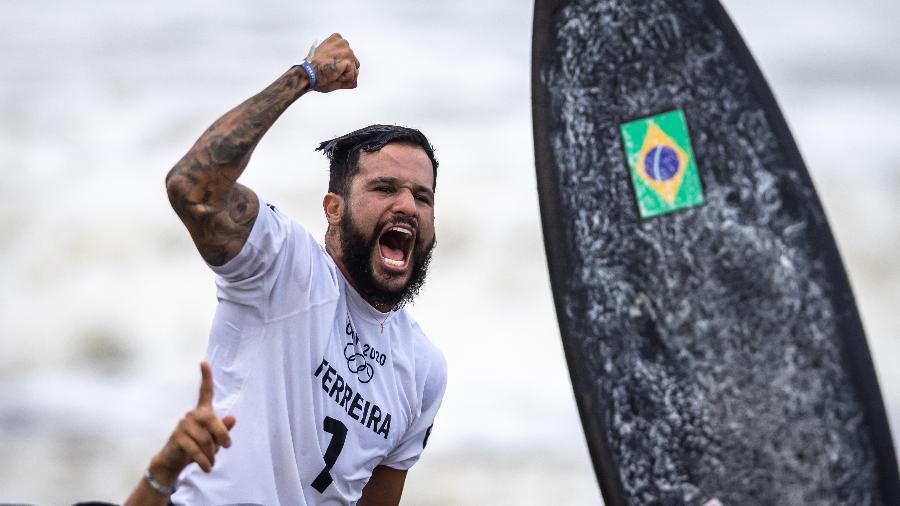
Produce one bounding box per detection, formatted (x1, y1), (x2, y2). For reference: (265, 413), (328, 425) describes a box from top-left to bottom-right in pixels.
(125, 34), (446, 506)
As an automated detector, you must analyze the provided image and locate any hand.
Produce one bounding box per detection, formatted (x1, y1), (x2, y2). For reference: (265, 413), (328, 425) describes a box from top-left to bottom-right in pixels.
(309, 33), (360, 92)
(148, 362), (237, 485)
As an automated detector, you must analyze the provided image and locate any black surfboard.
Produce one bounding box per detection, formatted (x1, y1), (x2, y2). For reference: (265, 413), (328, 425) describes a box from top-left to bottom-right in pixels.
(531, 1), (900, 504)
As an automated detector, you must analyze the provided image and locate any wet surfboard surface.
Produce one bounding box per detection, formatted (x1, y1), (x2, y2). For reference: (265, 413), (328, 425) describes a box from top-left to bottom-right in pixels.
(531, 0), (900, 504)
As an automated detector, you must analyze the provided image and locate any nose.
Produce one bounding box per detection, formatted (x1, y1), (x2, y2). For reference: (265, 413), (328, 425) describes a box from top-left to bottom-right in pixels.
(392, 188), (417, 216)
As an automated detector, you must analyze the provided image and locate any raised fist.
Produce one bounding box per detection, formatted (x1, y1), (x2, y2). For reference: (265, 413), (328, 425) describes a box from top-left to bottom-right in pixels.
(309, 33), (360, 93)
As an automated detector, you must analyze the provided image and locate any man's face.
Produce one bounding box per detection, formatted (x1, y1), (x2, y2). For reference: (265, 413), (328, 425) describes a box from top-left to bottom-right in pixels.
(336, 143), (436, 309)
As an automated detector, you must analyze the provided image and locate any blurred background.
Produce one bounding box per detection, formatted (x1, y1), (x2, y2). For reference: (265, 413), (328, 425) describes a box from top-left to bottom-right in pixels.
(0, 0), (897, 504)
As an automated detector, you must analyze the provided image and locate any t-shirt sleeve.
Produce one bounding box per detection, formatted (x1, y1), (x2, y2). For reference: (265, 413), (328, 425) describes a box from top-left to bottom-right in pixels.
(381, 347), (448, 470)
(209, 202), (318, 312)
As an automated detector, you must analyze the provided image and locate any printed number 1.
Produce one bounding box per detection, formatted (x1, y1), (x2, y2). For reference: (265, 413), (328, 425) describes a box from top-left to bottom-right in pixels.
(312, 416), (348, 493)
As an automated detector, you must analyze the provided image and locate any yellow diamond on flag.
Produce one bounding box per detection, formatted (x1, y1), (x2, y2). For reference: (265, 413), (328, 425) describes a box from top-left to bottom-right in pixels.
(634, 122), (689, 204)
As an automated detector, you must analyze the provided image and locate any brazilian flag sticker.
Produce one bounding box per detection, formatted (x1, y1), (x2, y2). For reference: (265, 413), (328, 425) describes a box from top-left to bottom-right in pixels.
(620, 109), (705, 218)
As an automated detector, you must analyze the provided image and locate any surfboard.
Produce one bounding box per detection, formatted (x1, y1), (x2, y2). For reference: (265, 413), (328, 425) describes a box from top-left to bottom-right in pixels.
(531, 1), (900, 504)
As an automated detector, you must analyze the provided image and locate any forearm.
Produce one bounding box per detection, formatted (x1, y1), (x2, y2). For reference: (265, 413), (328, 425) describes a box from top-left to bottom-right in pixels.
(164, 66), (309, 265)
(124, 481), (169, 506)
(164, 33), (358, 265)
(123, 454), (183, 506)
(358, 466), (407, 506)
(166, 65), (309, 213)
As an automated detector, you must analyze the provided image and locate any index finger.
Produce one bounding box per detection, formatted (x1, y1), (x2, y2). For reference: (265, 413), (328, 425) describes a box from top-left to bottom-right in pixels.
(197, 361), (214, 408)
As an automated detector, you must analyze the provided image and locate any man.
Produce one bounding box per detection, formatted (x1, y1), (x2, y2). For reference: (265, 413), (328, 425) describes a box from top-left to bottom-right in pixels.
(125, 34), (447, 506)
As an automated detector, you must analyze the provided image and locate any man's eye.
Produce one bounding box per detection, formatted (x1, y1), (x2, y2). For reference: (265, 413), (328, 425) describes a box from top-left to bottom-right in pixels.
(375, 186), (393, 193)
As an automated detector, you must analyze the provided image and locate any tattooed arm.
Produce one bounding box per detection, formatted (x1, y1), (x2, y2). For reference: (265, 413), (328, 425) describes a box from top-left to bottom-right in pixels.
(165, 33), (360, 265)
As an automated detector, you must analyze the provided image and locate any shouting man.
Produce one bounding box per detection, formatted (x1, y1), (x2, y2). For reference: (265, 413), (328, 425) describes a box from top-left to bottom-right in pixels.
(126, 34), (447, 506)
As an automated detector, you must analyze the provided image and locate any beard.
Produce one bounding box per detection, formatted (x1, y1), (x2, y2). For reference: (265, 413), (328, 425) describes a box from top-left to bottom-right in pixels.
(339, 207), (435, 310)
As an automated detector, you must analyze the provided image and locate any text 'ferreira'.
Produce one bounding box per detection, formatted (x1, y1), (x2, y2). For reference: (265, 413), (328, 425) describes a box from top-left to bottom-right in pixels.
(314, 358), (392, 439)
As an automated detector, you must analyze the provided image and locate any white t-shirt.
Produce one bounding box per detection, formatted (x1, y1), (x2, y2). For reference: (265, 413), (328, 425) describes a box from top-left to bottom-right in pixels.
(171, 202), (447, 506)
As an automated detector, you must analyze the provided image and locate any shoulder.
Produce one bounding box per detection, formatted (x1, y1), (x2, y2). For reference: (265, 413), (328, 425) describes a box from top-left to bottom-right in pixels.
(258, 202), (334, 274)
(212, 201), (340, 316)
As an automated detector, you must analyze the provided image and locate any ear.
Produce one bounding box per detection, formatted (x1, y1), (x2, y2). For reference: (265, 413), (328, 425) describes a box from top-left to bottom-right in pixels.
(323, 192), (344, 226)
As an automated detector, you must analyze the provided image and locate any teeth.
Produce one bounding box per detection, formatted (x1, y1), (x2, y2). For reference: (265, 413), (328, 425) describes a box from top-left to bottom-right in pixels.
(384, 258), (405, 268)
(389, 226), (412, 236)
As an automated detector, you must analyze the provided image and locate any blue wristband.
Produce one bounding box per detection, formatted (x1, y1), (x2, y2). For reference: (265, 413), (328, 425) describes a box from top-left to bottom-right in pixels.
(299, 60), (317, 92)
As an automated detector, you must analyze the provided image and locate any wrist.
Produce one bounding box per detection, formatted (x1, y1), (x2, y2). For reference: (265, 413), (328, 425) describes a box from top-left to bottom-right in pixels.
(148, 453), (181, 487)
(298, 60), (317, 92)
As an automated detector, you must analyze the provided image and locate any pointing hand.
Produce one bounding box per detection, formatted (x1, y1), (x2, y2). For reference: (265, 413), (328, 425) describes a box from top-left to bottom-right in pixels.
(148, 362), (237, 486)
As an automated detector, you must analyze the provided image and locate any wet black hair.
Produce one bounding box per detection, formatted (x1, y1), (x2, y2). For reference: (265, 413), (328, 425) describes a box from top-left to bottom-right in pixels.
(316, 124), (438, 197)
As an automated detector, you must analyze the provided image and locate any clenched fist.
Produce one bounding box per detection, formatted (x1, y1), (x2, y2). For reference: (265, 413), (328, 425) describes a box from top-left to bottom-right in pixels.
(308, 33), (360, 92)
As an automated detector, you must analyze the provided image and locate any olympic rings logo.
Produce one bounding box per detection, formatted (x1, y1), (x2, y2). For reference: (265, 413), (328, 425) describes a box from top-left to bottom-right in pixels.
(344, 317), (374, 383)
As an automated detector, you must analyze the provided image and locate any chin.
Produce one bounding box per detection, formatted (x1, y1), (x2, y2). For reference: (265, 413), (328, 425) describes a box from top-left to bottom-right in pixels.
(371, 261), (412, 294)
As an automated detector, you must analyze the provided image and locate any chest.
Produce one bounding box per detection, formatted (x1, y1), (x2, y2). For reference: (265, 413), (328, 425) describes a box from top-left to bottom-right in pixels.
(301, 306), (416, 490)
(312, 312), (409, 442)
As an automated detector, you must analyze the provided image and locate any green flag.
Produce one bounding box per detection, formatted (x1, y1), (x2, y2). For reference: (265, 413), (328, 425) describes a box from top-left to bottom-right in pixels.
(620, 109), (705, 218)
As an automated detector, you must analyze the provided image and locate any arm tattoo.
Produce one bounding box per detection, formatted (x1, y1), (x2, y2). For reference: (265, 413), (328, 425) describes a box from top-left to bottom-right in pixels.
(193, 184), (259, 266)
(166, 67), (306, 265)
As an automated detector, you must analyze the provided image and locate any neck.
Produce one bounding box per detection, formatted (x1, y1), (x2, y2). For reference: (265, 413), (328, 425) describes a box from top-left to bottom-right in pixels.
(325, 243), (394, 313)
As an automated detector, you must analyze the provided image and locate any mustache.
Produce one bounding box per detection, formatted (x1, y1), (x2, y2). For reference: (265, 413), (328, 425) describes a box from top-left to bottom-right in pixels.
(377, 215), (418, 235)
(339, 207), (435, 309)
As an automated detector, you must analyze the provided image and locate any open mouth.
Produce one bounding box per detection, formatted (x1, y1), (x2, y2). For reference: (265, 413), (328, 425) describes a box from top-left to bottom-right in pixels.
(377, 225), (415, 271)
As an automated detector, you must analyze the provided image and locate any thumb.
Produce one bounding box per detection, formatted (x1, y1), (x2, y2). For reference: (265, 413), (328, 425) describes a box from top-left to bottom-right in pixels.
(223, 415), (237, 431)
(197, 361), (214, 408)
